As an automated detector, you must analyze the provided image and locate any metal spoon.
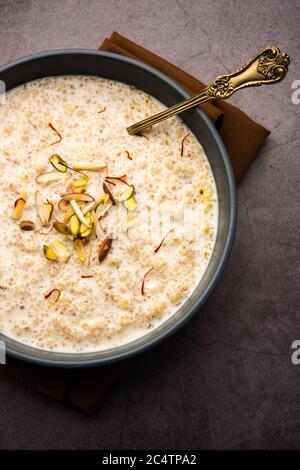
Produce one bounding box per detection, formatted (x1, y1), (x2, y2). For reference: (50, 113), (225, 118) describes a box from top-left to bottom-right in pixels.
(127, 46), (290, 135)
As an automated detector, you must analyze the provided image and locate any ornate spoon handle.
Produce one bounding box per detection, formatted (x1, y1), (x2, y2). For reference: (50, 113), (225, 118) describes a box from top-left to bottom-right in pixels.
(127, 46), (290, 135)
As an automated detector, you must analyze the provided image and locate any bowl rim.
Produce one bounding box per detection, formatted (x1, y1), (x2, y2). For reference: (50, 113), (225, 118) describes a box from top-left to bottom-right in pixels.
(0, 49), (237, 367)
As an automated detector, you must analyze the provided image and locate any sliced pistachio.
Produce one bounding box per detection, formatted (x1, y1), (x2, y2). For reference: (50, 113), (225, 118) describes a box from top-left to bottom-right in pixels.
(69, 214), (80, 237)
(51, 240), (72, 263)
(19, 220), (35, 231)
(70, 200), (91, 228)
(36, 171), (66, 185)
(60, 192), (94, 202)
(53, 220), (68, 235)
(79, 214), (92, 238)
(69, 175), (89, 192)
(63, 207), (75, 223)
(124, 195), (137, 212)
(35, 191), (53, 226)
(49, 154), (68, 173)
(73, 239), (85, 263)
(98, 233), (113, 263)
(12, 197), (26, 220)
(43, 244), (57, 261)
(72, 163), (107, 171)
(118, 184), (135, 202)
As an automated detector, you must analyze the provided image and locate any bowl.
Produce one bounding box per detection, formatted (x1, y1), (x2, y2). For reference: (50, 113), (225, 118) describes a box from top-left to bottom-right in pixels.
(0, 50), (237, 367)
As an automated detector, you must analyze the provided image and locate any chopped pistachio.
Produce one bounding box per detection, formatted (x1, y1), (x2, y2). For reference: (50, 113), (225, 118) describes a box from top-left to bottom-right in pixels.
(51, 240), (72, 263)
(79, 214), (92, 238)
(12, 197), (26, 220)
(49, 154), (68, 173)
(69, 175), (89, 192)
(118, 184), (135, 202)
(73, 239), (85, 263)
(69, 214), (80, 237)
(63, 207), (76, 223)
(43, 244), (57, 261)
(53, 220), (68, 235)
(124, 195), (137, 211)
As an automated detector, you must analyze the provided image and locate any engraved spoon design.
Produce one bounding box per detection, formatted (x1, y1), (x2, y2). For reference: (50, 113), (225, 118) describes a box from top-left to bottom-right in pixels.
(127, 46), (290, 135)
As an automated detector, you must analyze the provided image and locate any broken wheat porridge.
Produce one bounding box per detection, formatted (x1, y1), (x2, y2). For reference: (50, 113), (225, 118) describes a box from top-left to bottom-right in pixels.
(0, 76), (218, 352)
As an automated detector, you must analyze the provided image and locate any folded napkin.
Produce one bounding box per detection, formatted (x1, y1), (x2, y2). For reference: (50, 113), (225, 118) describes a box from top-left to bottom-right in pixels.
(0, 32), (270, 415)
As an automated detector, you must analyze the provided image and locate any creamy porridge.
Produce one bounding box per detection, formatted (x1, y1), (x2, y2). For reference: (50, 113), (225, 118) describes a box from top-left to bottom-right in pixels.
(0, 76), (218, 352)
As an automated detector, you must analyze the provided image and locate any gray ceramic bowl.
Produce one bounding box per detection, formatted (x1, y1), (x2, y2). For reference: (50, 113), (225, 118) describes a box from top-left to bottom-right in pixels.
(0, 50), (237, 367)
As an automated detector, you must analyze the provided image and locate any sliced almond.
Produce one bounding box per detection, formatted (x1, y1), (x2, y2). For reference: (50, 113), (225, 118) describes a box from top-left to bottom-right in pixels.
(58, 198), (71, 212)
(92, 211), (105, 239)
(51, 240), (72, 263)
(44, 200), (54, 225)
(35, 191), (53, 226)
(73, 239), (85, 263)
(98, 233), (113, 263)
(82, 201), (96, 215)
(36, 172), (66, 185)
(73, 163), (107, 171)
(12, 197), (26, 220)
(60, 192), (94, 202)
(62, 200), (94, 223)
(19, 220), (35, 231)
(95, 201), (112, 219)
(70, 200), (91, 228)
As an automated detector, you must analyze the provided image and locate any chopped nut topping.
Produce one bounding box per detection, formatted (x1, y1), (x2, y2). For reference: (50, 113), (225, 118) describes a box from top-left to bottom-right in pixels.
(35, 191), (53, 226)
(72, 163), (107, 171)
(36, 171), (66, 184)
(49, 153), (68, 172)
(74, 239), (86, 263)
(98, 233), (113, 262)
(70, 200), (91, 228)
(19, 220), (35, 231)
(12, 197), (26, 220)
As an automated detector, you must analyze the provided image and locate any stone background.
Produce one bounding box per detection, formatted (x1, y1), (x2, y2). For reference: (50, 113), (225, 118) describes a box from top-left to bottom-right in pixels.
(0, 0), (299, 450)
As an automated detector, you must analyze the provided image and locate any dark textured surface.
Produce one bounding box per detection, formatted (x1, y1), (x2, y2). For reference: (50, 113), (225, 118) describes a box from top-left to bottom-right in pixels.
(0, 0), (299, 450)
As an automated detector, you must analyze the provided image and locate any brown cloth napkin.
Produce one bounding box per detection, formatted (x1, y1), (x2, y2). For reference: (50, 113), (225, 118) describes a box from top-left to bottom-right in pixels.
(0, 32), (270, 415)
